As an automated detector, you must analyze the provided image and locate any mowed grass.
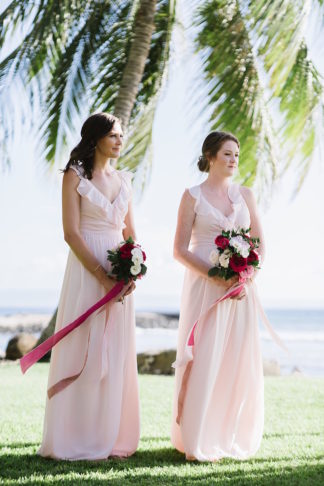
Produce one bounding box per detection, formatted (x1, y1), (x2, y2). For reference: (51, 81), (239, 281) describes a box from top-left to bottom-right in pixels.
(0, 363), (323, 485)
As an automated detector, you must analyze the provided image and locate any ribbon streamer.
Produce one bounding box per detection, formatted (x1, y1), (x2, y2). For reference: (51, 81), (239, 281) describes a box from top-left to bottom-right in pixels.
(175, 280), (287, 425)
(20, 281), (124, 375)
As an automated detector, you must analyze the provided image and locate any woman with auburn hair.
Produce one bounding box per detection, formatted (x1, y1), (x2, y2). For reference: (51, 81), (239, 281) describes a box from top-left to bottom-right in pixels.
(171, 131), (266, 461)
(39, 113), (139, 460)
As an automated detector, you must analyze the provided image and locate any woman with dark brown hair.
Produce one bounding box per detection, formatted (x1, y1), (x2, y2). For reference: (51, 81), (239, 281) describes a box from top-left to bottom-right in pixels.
(39, 113), (140, 460)
(171, 131), (266, 461)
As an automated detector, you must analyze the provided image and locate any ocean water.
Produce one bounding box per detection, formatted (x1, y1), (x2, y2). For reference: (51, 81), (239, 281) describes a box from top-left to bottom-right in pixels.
(0, 307), (323, 377)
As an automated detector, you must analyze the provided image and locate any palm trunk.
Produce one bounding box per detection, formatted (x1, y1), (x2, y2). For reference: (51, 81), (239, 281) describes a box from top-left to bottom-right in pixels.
(114, 0), (157, 129)
(35, 0), (157, 353)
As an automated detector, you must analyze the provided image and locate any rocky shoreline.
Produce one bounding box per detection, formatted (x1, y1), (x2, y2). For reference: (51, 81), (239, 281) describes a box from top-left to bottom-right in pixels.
(0, 312), (304, 377)
(0, 311), (179, 333)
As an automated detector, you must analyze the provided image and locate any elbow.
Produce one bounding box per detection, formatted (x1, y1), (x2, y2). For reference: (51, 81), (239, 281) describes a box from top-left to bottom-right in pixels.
(64, 230), (79, 246)
(173, 245), (184, 262)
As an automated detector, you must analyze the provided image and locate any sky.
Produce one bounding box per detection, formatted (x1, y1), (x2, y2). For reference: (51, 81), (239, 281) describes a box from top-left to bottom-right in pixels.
(0, 5), (323, 312)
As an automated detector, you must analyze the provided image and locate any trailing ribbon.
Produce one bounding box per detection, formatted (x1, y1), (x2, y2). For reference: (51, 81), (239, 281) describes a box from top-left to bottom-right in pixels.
(20, 281), (124, 377)
(174, 280), (287, 425)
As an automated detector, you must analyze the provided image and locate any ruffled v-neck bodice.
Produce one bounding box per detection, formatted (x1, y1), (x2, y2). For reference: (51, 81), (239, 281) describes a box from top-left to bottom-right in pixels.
(188, 183), (250, 248)
(70, 164), (132, 234)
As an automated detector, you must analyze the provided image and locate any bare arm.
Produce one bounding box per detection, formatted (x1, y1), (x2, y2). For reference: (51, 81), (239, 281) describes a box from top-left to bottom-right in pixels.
(240, 186), (266, 263)
(123, 198), (136, 241)
(62, 169), (123, 293)
(173, 190), (235, 289)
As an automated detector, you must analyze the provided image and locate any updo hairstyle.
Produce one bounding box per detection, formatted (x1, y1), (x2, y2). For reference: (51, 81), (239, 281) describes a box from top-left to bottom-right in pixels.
(198, 131), (239, 172)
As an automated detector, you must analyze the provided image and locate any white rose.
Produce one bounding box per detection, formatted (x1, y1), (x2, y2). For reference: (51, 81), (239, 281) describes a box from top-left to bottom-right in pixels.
(209, 249), (220, 266)
(229, 235), (250, 257)
(131, 247), (144, 265)
(130, 264), (141, 276)
(219, 252), (230, 268)
(132, 255), (143, 266)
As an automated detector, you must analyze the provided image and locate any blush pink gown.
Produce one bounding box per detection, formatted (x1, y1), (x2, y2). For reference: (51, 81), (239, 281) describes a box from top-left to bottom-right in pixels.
(38, 165), (140, 460)
(171, 183), (264, 462)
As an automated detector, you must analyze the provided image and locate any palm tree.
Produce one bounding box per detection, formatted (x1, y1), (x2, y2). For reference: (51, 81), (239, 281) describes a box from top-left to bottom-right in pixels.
(1, 0), (323, 186)
(1, 0), (323, 345)
(0, 0), (176, 183)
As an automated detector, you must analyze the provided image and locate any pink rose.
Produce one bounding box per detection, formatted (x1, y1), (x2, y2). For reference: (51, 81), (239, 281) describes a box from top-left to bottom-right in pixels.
(239, 266), (254, 280)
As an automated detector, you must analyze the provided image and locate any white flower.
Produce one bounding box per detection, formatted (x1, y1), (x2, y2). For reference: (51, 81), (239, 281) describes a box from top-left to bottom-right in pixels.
(130, 264), (141, 276)
(132, 255), (143, 266)
(229, 235), (250, 257)
(219, 251), (230, 268)
(131, 247), (144, 265)
(209, 249), (220, 266)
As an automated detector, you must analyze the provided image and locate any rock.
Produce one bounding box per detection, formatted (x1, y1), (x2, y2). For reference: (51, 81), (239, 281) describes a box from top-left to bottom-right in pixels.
(137, 352), (282, 377)
(136, 312), (179, 329)
(291, 366), (304, 376)
(263, 358), (281, 376)
(137, 349), (176, 375)
(5, 333), (37, 360)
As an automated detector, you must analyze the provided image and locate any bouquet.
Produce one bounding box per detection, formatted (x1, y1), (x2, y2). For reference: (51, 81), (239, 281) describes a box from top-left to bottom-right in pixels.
(20, 237), (147, 383)
(208, 228), (260, 281)
(107, 236), (147, 283)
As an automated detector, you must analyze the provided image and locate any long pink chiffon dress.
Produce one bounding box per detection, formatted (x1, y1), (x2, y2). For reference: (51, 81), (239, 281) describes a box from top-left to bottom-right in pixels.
(38, 165), (140, 460)
(171, 183), (264, 462)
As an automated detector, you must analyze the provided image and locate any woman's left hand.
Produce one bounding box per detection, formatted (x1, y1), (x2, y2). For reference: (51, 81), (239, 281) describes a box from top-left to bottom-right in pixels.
(229, 282), (247, 300)
(118, 280), (136, 302)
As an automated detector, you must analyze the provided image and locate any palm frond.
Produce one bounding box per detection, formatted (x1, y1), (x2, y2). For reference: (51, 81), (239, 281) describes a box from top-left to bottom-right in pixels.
(1, 0), (177, 184)
(195, 0), (280, 188)
(249, 0), (324, 188)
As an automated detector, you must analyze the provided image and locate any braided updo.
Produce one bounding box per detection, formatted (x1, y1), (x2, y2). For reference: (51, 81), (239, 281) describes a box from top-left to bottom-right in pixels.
(63, 112), (120, 179)
(197, 131), (239, 172)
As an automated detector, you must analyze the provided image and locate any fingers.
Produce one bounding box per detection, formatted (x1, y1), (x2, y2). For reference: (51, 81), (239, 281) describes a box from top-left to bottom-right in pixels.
(117, 281), (136, 302)
(123, 281), (136, 296)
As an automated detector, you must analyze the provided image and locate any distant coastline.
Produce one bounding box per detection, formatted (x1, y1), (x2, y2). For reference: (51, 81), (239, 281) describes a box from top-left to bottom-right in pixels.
(0, 307), (323, 377)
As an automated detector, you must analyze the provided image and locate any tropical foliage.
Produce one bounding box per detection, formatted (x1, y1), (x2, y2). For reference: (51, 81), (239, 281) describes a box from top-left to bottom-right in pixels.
(0, 0), (176, 185)
(0, 0), (323, 189)
(195, 0), (324, 188)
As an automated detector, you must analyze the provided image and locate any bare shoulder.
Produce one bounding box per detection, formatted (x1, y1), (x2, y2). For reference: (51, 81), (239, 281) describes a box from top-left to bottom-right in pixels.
(240, 185), (254, 198)
(63, 167), (80, 181)
(181, 188), (196, 207)
(62, 168), (81, 190)
(240, 185), (257, 204)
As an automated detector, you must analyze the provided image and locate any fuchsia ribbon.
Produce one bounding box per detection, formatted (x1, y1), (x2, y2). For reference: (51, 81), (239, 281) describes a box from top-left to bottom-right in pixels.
(175, 277), (287, 425)
(20, 281), (124, 376)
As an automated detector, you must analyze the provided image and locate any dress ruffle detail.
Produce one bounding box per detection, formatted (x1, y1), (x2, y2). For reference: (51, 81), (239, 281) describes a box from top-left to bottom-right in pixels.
(188, 183), (249, 231)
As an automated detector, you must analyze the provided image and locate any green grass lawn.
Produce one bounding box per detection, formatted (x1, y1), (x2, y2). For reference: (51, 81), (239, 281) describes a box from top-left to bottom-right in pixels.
(0, 363), (323, 485)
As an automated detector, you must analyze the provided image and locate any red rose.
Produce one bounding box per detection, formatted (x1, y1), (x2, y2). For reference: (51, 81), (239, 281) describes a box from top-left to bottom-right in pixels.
(229, 254), (248, 273)
(247, 250), (259, 264)
(119, 243), (135, 259)
(142, 250), (146, 261)
(215, 235), (230, 249)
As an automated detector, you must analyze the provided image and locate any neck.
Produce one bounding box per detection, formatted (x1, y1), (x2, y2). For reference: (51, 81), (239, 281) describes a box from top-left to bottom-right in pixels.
(205, 171), (231, 192)
(93, 151), (113, 174)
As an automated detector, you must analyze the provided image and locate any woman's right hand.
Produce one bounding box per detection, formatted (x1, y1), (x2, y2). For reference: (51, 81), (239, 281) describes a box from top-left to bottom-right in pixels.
(211, 274), (238, 290)
(102, 276), (135, 303)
